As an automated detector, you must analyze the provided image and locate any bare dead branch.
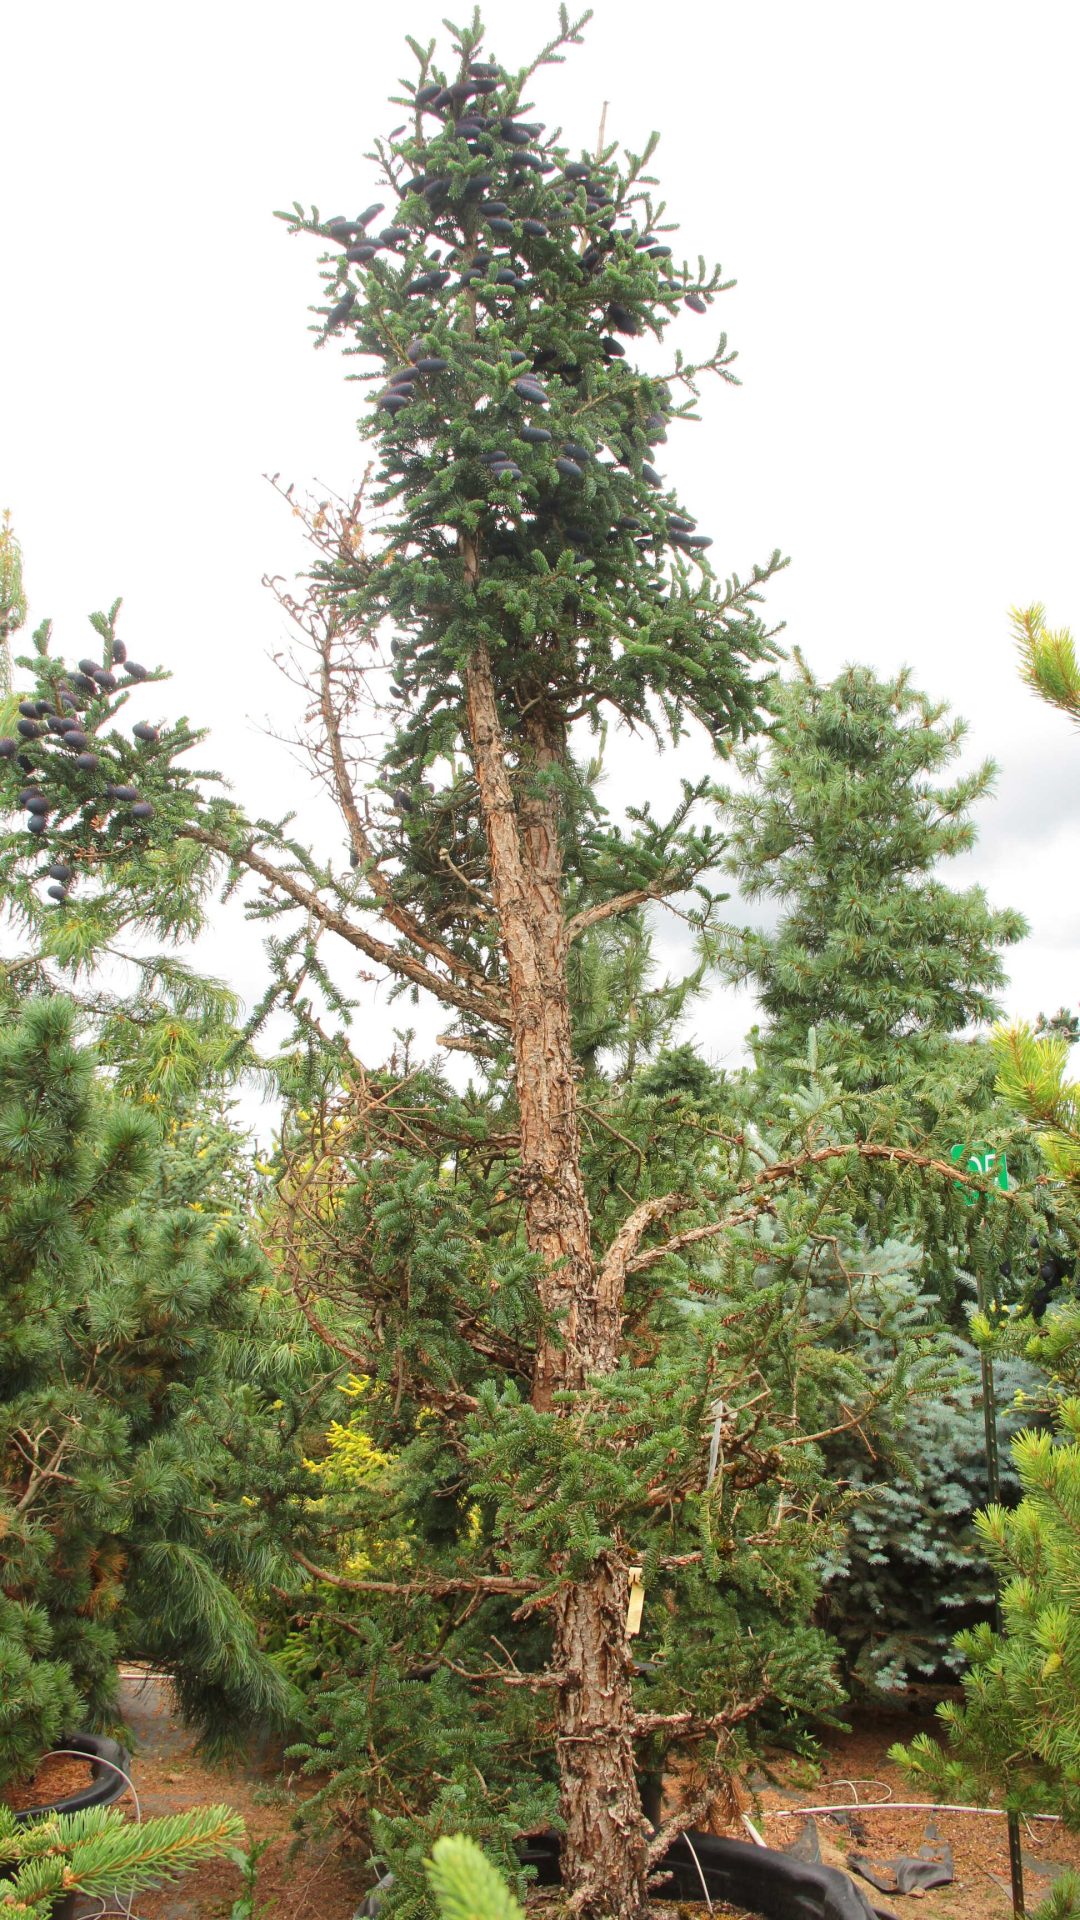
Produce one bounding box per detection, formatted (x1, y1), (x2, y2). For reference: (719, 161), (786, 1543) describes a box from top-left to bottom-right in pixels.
(182, 824), (509, 1029)
(437, 1030), (499, 1060)
(317, 622), (498, 1000)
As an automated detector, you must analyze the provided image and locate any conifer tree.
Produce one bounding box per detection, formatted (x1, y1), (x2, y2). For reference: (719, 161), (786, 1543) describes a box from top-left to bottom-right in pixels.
(0, 996), (302, 1783)
(714, 656), (1026, 1092)
(713, 658), (1056, 1689)
(0, 513), (27, 691)
(0, 17), (1012, 1914)
(0, 520), (252, 1094)
(890, 612), (1080, 1822)
(891, 1026), (1080, 1816)
(0, 1800), (245, 1920)
(1013, 603), (1080, 727)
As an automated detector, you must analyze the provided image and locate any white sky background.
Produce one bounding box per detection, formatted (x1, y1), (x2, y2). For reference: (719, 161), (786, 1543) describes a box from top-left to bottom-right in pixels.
(2, 0), (1078, 1131)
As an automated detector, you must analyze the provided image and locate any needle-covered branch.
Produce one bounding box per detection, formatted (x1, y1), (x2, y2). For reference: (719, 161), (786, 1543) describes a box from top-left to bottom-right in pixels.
(619, 1140), (1013, 1281)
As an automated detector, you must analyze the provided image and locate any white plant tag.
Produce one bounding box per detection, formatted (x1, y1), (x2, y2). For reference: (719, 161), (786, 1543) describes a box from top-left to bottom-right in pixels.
(626, 1566), (645, 1636)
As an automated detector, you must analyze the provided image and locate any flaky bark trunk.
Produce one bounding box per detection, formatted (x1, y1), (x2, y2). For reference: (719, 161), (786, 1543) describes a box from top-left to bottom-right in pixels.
(462, 608), (648, 1918)
(463, 641), (616, 1404)
(554, 1556), (650, 1920)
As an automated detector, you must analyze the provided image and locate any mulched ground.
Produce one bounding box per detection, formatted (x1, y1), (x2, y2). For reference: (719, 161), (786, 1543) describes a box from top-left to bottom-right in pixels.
(16, 1683), (1078, 1920)
(2, 1752), (97, 1812)
(733, 1713), (1080, 1920)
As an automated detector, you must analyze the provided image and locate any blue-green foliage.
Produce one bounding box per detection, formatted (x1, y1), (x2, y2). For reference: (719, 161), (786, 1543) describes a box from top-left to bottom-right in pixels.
(808, 1250), (1039, 1691)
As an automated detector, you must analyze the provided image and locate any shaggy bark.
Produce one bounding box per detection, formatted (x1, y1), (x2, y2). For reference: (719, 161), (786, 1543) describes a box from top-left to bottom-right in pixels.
(463, 638), (604, 1405)
(553, 1556), (650, 1920)
(461, 562), (649, 1915)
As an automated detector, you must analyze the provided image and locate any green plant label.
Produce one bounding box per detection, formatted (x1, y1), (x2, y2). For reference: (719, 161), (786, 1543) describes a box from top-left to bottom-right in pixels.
(950, 1142), (1009, 1204)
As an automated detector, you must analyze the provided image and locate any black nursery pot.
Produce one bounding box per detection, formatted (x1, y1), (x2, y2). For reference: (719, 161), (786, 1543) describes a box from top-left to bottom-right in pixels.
(9, 1732), (131, 1823)
(6, 1734), (132, 1920)
(516, 1830), (879, 1920)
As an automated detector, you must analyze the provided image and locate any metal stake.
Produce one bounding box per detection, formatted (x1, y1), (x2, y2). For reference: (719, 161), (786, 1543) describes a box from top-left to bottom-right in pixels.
(977, 1277), (1025, 1920)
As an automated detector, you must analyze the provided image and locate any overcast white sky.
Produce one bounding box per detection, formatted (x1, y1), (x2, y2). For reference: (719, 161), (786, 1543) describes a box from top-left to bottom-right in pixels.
(3, 0), (1078, 1118)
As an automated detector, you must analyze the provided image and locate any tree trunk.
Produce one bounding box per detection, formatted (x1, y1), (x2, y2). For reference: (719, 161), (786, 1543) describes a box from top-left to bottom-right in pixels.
(463, 642), (610, 1405)
(462, 628), (650, 1919)
(554, 1555), (650, 1920)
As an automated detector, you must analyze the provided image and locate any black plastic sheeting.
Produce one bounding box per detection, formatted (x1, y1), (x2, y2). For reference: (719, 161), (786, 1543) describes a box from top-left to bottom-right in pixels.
(516, 1830), (880, 1920)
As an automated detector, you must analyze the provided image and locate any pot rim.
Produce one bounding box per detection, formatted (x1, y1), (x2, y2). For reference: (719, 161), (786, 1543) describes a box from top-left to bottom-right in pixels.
(7, 1732), (132, 1825)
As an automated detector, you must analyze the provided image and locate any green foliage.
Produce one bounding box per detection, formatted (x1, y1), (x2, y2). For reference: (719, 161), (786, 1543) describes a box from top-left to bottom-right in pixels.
(0, 4), (783, 1070)
(425, 1835), (525, 1920)
(0, 996), (302, 1783)
(0, 14), (1050, 1911)
(0, 513), (26, 702)
(269, 1021), (1033, 1884)
(691, 1051), (1040, 1693)
(891, 1404), (1080, 1821)
(994, 1022), (1080, 1190)
(710, 655), (1055, 1690)
(0, 1800), (244, 1920)
(1013, 603), (1080, 726)
(223, 1833), (275, 1920)
(0, 572), (257, 1092)
(715, 657), (1026, 1092)
(817, 1300), (1036, 1692)
(0, 513), (27, 644)
(152, 1091), (267, 1224)
(1030, 1871), (1080, 1920)
(890, 977), (1080, 1815)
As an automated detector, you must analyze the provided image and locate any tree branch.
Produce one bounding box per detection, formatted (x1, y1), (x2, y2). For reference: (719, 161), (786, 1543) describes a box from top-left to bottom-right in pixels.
(597, 1192), (688, 1308)
(289, 1548), (540, 1601)
(565, 887), (664, 942)
(644, 1692), (767, 1865)
(429, 1653), (563, 1689)
(634, 1698), (764, 1737)
(624, 1142), (1000, 1280)
(182, 824), (509, 1029)
(437, 1029), (499, 1060)
(317, 626), (497, 1000)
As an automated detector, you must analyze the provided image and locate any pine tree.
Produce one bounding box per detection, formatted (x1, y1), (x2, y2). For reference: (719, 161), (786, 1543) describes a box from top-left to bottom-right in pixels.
(0, 996), (303, 1783)
(893, 1402), (1080, 1825)
(890, 607), (1080, 1828)
(1013, 603), (1080, 727)
(714, 656), (1026, 1093)
(0, 513), (27, 695)
(891, 1021), (1080, 1817)
(0, 518), (254, 1094)
(712, 659), (1060, 1690)
(425, 1835), (525, 1920)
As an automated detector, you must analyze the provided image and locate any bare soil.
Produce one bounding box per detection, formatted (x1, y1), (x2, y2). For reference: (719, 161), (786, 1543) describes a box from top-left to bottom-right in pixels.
(104, 1669), (370, 1920)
